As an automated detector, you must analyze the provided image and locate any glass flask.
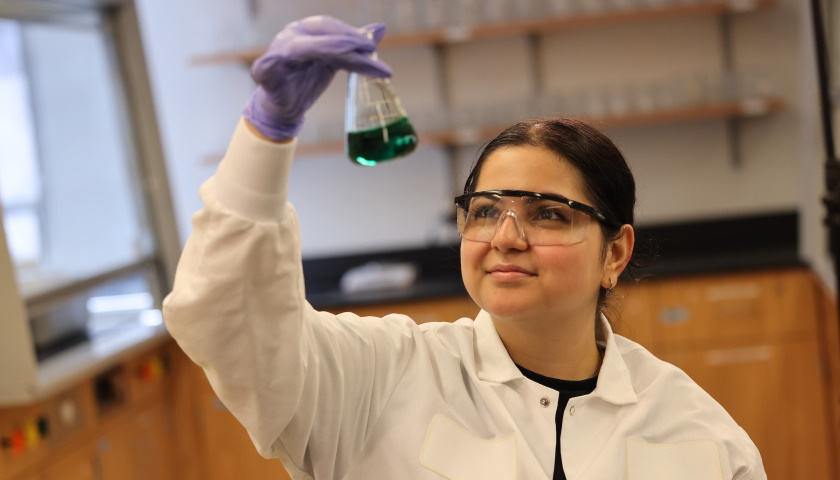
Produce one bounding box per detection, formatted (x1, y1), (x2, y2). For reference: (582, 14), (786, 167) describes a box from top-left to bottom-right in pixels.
(345, 39), (418, 166)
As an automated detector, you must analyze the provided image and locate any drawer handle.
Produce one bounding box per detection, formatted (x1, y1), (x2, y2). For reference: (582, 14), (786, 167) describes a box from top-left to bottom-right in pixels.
(659, 307), (690, 324)
(705, 283), (761, 301)
(713, 301), (758, 318)
(705, 345), (773, 366)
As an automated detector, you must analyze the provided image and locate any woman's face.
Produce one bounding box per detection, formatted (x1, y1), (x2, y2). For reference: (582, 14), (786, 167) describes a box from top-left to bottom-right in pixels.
(460, 145), (609, 327)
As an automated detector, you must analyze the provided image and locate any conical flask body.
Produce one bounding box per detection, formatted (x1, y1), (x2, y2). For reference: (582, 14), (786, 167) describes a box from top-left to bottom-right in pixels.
(345, 72), (418, 166)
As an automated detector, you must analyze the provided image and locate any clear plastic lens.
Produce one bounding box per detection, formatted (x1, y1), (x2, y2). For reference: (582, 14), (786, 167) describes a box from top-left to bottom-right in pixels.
(457, 194), (592, 245)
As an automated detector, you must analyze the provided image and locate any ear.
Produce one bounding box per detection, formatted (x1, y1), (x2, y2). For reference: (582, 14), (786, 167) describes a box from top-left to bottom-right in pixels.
(601, 225), (635, 288)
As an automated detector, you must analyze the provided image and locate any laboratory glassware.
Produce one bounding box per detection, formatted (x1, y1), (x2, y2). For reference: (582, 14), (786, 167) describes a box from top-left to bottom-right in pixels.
(345, 32), (418, 166)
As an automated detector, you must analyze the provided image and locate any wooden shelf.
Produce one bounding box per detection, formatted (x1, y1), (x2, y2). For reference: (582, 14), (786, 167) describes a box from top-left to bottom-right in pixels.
(191, 0), (775, 66)
(201, 96), (783, 164)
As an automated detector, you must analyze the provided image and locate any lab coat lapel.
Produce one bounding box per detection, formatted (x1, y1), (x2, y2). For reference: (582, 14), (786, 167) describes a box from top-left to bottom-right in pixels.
(472, 310), (524, 384)
(593, 314), (638, 406)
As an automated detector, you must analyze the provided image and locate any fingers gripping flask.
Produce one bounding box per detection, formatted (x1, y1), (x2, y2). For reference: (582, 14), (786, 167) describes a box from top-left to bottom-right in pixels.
(345, 34), (418, 165)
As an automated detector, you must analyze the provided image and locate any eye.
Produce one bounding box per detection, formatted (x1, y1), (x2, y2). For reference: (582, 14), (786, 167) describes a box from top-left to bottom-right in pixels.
(471, 204), (500, 219)
(533, 206), (572, 224)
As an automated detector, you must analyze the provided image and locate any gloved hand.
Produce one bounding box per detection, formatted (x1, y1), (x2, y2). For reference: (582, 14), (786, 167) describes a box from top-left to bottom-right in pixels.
(243, 16), (392, 141)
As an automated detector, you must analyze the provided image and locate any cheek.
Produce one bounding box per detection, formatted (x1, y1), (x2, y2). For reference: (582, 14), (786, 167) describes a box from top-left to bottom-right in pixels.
(459, 241), (487, 292)
(537, 245), (603, 287)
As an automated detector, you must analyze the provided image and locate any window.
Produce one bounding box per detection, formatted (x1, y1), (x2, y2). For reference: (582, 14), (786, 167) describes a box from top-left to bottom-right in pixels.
(0, 16), (155, 298)
(0, 20), (42, 266)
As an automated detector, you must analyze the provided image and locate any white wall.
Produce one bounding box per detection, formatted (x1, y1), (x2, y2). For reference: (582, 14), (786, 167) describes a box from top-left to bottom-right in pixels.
(134, 0), (255, 246)
(135, 0), (825, 266)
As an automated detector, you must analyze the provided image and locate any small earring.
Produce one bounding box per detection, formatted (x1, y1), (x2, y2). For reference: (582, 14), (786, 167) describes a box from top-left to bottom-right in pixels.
(606, 278), (614, 294)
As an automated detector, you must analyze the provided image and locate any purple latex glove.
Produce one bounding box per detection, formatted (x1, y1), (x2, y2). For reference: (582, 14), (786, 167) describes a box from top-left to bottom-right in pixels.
(243, 16), (392, 141)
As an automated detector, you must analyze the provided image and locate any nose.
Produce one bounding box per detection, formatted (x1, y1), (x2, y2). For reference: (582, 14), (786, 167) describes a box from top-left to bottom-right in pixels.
(490, 210), (528, 251)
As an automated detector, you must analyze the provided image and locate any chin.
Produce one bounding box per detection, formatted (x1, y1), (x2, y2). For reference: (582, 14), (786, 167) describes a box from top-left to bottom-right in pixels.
(481, 298), (537, 321)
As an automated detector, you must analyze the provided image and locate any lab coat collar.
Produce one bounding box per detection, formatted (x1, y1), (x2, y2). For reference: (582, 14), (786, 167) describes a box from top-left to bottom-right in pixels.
(474, 310), (524, 384)
(473, 310), (638, 405)
(593, 313), (638, 405)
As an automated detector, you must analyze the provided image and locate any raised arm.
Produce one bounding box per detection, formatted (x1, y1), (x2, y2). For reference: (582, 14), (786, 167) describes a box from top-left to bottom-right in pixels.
(162, 17), (411, 479)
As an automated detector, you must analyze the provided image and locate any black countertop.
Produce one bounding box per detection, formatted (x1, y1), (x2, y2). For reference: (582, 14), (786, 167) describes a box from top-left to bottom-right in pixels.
(628, 211), (805, 277)
(304, 211), (804, 309)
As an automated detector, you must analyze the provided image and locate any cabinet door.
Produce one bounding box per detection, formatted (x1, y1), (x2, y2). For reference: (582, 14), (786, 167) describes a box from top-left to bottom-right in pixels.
(661, 340), (833, 480)
(96, 403), (173, 480)
(654, 269), (816, 349)
(165, 347), (207, 480)
(40, 446), (96, 480)
(168, 344), (289, 480)
(814, 279), (840, 478)
(196, 388), (290, 480)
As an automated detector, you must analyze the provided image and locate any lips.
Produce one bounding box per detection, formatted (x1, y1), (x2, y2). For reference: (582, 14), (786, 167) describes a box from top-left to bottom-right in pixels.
(487, 264), (535, 281)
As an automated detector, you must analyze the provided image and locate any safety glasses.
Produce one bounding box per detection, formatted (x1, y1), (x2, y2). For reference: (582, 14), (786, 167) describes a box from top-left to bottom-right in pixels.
(454, 189), (615, 246)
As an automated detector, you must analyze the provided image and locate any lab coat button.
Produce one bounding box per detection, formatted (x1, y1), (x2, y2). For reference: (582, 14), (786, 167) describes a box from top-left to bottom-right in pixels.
(540, 397), (550, 407)
(569, 406), (576, 416)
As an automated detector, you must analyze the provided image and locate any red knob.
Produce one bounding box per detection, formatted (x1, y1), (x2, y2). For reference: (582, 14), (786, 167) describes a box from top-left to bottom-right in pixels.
(10, 428), (25, 456)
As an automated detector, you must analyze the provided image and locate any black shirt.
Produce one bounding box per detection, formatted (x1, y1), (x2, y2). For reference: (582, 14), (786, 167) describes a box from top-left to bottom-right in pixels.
(516, 365), (598, 480)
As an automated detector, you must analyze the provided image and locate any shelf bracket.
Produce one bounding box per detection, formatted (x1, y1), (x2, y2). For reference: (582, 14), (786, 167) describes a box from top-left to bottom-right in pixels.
(528, 32), (543, 114)
(433, 43), (451, 107)
(719, 11), (742, 168)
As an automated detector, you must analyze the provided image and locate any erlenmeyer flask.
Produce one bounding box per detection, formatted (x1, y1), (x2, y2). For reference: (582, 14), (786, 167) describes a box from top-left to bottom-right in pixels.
(345, 41), (418, 166)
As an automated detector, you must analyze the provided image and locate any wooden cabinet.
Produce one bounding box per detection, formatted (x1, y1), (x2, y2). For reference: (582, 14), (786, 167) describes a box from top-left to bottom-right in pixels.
(618, 268), (839, 480)
(96, 403), (173, 480)
(653, 269), (817, 348)
(662, 341), (833, 479)
(166, 348), (290, 480)
(816, 283), (840, 478)
(0, 346), (175, 480)
(40, 446), (97, 480)
(192, 388), (289, 480)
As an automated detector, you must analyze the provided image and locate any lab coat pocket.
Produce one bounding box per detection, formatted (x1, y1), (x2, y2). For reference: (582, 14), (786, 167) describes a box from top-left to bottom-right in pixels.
(626, 437), (723, 480)
(420, 415), (517, 480)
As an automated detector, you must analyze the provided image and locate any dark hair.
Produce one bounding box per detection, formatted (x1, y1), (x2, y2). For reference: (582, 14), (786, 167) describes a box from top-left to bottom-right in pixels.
(463, 117), (649, 329)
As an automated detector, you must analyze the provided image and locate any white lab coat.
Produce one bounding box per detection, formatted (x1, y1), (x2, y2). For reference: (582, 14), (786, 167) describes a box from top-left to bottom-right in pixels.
(163, 119), (766, 480)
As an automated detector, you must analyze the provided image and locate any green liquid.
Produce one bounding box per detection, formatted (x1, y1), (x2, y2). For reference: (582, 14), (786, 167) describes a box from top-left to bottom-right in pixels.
(346, 117), (418, 166)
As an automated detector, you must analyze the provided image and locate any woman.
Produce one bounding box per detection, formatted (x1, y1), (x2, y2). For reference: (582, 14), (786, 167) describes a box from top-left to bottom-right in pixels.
(163, 15), (765, 480)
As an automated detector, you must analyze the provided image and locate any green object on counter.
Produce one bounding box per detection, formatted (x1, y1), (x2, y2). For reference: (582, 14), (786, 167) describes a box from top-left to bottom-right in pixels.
(346, 116), (418, 166)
